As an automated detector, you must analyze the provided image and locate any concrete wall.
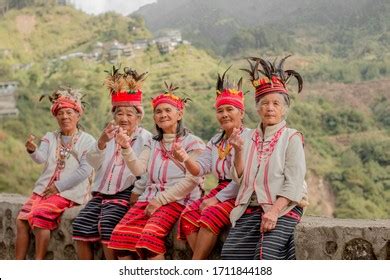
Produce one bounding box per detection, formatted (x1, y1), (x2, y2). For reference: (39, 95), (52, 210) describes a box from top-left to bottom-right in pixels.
(1, 193), (389, 260)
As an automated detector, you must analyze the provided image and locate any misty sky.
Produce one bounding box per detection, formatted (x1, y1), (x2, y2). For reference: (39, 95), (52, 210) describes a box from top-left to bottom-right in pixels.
(71, 0), (156, 15)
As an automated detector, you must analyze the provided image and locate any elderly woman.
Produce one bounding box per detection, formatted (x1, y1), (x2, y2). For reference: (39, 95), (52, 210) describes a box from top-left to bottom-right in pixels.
(221, 56), (307, 260)
(72, 67), (152, 260)
(16, 87), (95, 260)
(173, 68), (250, 259)
(108, 83), (205, 260)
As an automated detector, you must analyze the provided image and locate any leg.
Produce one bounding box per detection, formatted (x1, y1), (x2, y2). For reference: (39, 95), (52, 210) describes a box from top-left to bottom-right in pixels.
(136, 202), (184, 259)
(221, 210), (261, 260)
(75, 240), (94, 260)
(15, 219), (31, 260)
(148, 253), (165, 260)
(33, 228), (51, 260)
(100, 193), (131, 260)
(186, 232), (198, 252)
(72, 196), (103, 259)
(102, 244), (116, 260)
(193, 199), (235, 259)
(192, 228), (218, 260)
(116, 250), (138, 260)
(254, 215), (299, 260)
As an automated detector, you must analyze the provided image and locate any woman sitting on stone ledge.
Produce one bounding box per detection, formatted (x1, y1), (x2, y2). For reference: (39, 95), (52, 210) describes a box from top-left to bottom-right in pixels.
(72, 67), (152, 260)
(15, 87), (95, 260)
(173, 67), (249, 259)
(222, 56), (308, 260)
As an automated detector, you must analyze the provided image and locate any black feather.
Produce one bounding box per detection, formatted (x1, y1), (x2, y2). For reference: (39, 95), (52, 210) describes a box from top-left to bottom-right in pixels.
(285, 70), (303, 93)
(237, 77), (243, 91)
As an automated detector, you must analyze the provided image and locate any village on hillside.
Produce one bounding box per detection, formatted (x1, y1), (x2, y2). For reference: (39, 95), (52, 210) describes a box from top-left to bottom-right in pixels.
(0, 25), (189, 118)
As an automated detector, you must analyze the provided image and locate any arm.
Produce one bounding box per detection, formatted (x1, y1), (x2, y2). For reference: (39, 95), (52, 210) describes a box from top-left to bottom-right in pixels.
(173, 142), (208, 176)
(29, 135), (50, 164)
(261, 196), (291, 233)
(215, 181), (239, 202)
(132, 174), (147, 196)
(117, 128), (151, 176)
(277, 133), (306, 203)
(86, 122), (119, 169)
(130, 175), (147, 206)
(121, 145), (150, 176)
(54, 152), (93, 192)
(85, 141), (105, 170)
(261, 133), (306, 233)
(153, 149), (203, 205)
(229, 128), (244, 178)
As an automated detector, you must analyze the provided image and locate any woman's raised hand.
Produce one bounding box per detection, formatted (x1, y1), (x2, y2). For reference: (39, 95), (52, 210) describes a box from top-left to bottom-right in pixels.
(98, 121), (119, 150)
(25, 134), (37, 153)
(115, 127), (131, 149)
(228, 128), (244, 152)
(173, 142), (189, 162)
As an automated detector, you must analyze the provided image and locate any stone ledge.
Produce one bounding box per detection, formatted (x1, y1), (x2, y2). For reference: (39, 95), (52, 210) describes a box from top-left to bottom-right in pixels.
(295, 216), (390, 260)
(1, 193), (389, 260)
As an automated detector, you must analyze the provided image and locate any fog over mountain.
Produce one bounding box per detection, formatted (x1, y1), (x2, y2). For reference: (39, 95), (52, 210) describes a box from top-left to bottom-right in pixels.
(72, 0), (156, 15)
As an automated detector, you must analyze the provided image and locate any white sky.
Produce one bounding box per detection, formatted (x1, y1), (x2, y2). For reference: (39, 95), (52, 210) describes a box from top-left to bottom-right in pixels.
(71, 0), (156, 15)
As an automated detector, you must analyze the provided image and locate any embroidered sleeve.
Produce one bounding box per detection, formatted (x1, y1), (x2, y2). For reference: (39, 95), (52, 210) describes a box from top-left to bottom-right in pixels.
(86, 140), (105, 170)
(121, 143), (151, 176)
(132, 174), (148, 195)
(215, 180), (239, 202)
(55, 151), (93, 192)
(29, 132), (51, 164)
(196, 140), (213, 176)
(277, 133), (306, 203)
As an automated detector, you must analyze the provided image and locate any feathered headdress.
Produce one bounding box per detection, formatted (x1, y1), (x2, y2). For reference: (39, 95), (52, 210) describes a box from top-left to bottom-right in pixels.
(215, 66), (244, 110)
(241, 55), (303, 103)
(103, 65), (147, 114)
(151, 82), (190, 111)
(39, 86), (85, 116)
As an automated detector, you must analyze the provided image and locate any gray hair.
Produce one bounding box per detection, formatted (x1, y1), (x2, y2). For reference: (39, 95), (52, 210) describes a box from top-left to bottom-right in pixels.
(112, 106), (142, 119)
(255, 92), (290, 120)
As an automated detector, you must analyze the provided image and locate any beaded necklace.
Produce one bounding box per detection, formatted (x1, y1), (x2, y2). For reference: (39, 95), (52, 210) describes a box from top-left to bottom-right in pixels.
(56, 130), (80, 170)
(217, 139), (232, 159)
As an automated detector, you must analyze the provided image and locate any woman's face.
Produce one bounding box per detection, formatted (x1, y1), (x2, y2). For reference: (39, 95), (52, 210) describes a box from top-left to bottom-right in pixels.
(216, 104), (243, 133)
(114, 106), (140, 134)
(257, 93), (286, 127)
(153, 103), (183, 133)
(55, 108), (80, 134)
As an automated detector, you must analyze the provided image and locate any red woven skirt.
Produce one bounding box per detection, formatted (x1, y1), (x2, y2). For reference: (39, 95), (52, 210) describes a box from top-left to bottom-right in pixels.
(179, 180), (235, 239)
(17, 193), (74, 230)
(108, 201), (184, 258)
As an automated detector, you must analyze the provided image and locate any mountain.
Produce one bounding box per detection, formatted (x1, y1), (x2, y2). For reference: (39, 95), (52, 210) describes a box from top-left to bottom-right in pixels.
(0, 4), (150, 63)
(135, 0), (390, 55)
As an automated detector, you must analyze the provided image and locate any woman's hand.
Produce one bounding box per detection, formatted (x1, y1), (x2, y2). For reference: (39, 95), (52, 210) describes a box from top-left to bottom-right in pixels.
(228, 128), (244, 152)
(200, 197), (219, 211)
(129, 192), (140, 207)
(144, 199), (162, 217)
(115, 127), (131, 149)
(42, 182), (59, 199)
(172, 142), (189, 162)
(25, 134), (37, 153)
(260, 209), (278, 233)
(98, 121), (118, 150)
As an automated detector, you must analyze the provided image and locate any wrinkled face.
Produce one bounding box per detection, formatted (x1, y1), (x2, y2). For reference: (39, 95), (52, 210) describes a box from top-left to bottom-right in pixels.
(257, 93), (286, 126)
(216, 104), (243, 133)
(114, 106), (140, 133)
(153, 103), (183, 133)
(55, 108), (80, 134)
